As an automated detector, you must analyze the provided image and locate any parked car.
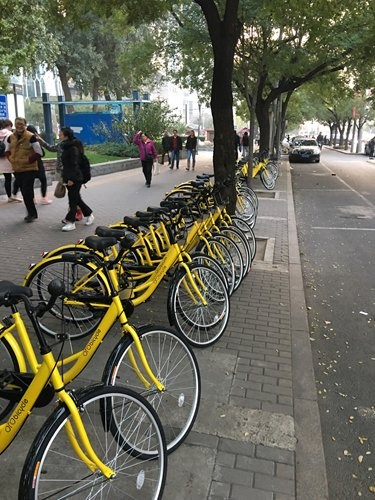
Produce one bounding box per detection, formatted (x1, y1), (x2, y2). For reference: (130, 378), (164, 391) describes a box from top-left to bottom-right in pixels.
(289, 138), (320, 163)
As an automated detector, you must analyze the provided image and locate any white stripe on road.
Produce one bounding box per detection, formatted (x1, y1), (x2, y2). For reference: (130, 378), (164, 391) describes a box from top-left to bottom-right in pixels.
(311, 226), (375, 231)
(320, 160), (375, 209)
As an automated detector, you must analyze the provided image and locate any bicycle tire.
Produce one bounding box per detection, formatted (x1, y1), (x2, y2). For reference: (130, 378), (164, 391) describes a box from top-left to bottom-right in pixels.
(196, 238), (236, 295)
(191, 252), (229, 292)
(211, 234), (244, 290)
(260, 166), (276, 190)
(0, 336), (21, 421)
(19, 385), (167, 499)
(217, 226), (251, 275)
(235, 190), (256, 224)
(239, 185), (258, 215)
(168, 263), (230, 347)
(231, 217), (257, 262)
(23, 255), (110, 339)
(103, 325), (201, 454)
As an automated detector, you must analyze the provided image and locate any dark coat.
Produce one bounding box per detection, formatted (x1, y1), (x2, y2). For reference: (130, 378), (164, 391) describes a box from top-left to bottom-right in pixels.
(186, 135), (197, 150)
(170, 135), (182, 151)
(61, 139), (83, 183)
(162, 135), (172, 152)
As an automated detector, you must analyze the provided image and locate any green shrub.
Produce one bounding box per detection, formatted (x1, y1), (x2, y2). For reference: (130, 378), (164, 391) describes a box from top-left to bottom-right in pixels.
(87, 142), (139, 158)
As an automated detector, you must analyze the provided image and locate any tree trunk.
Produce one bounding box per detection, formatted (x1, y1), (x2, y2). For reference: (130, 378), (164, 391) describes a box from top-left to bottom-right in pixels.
(92, 76), (100, 112)
(56, 64), (74, 113)
(255, 98), (271, 153)
(104, 90), (111, 101)
(281, 91), (293, 140)
(196, 0), (242, 213)
(345, 119), (352, 150)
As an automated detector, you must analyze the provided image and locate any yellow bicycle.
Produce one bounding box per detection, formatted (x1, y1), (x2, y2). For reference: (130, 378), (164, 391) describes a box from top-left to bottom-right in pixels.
(0, 279), (167, 499)
(3, 236), (201, 454)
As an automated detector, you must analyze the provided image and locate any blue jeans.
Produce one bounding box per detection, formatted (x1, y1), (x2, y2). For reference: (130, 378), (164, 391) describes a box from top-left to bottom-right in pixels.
(187, 149), (196, 169)
(170, 150), (180, 169)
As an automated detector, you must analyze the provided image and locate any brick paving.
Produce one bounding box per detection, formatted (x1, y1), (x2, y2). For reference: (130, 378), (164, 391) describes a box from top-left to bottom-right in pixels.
(0, 153), (327, 499)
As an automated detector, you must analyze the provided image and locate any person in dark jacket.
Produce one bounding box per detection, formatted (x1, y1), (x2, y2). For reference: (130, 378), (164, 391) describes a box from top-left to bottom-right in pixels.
(161, 130), (171, 165)
(169, 130), (182, 170)
(185, 130), (197, 171)
(241, 131), (250, 158)
(26, 125), (52, 204)
(60, 127), (94, 231)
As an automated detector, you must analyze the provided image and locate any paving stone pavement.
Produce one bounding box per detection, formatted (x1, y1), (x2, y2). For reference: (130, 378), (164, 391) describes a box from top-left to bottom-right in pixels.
(0, 152), (328, 499)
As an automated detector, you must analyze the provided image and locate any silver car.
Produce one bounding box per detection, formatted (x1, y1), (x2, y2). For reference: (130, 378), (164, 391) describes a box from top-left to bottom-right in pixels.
(289, 138), (320, 163)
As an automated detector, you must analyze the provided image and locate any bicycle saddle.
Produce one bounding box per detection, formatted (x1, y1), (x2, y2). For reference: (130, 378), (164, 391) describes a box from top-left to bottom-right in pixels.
(95, 226), (125, 239)
(84, 236), (118, 251)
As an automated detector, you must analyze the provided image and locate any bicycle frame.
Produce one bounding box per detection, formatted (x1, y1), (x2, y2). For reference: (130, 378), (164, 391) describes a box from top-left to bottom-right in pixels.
(0, 348), (115, 478)
(0, 282), (165, 393)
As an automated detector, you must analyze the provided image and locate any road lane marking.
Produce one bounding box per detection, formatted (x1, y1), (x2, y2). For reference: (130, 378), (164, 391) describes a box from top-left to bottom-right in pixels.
(320, 160), (375, 209)
(311, 226), (375, 231)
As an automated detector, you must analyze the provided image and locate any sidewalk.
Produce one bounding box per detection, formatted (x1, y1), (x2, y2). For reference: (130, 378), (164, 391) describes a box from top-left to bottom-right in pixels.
(0, 154), (328, 499)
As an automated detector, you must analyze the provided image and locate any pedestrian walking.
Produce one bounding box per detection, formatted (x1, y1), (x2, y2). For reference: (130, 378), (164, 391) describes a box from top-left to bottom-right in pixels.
(5, 117), (42, 222)
(0, 119), (21, 203)
(161, 130), (171, 165)
(241, 131), (250, 159)
(133, 131), (158, 188)
(316, 132), (324, 149)
(234, 130), (241, 161)
(185, 130), (197, 171)
(59, 127), (94, 231)
(169, 130), (182, 170)
(26, 125), (52, 204)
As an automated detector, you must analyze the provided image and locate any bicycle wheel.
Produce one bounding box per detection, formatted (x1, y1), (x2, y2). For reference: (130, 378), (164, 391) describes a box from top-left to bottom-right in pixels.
(197, 238), (236, 295)
(20, 386), (167, 499)
(0, 336), (21, 421)
(217, 226), (251, 275)
(238, 186), (257, 226)
(212, 234), (244, 290)
(168, 263), (230, 347)
(231, 217), (257, 262)
(266, 161), (279, 180)
(191, 252), (229, 291)
(235, 190), (256, 225)
(103, 325), (201, 454)
(24, 256), (110, 339)
(260, 166), (276, 190)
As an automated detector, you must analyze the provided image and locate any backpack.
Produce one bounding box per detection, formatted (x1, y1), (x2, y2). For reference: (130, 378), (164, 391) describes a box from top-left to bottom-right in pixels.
(79, 153), (91, 184)
(0, 138), (6, 158)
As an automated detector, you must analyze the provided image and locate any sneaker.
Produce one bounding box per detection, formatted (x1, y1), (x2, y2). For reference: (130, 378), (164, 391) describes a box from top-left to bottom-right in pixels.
(85, 214), (95, 226)
(62, 222), (76, 231)
(11, 196), (22, 203)
(146, 183), (151, 188)
(8, 197), (16, 203)
(169, 166), (173, 170)
(41, 197), (52, 205)
(24, 215), (37, 223)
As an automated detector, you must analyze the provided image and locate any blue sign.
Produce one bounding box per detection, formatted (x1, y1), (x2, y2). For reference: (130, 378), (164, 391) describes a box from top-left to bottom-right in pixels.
(0, 95), (7, 118)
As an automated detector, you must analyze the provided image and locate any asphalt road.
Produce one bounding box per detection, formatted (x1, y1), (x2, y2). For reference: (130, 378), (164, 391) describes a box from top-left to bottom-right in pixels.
(292, 148), (375, 499)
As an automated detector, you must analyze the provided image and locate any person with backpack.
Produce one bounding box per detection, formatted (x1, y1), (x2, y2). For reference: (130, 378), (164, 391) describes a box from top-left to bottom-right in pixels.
(0, 119), (21, 202)
(59, 127), (94, 231)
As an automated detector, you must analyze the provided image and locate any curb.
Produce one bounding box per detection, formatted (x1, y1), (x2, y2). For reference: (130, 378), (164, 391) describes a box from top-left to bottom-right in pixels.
(286, 163), (329, 499)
